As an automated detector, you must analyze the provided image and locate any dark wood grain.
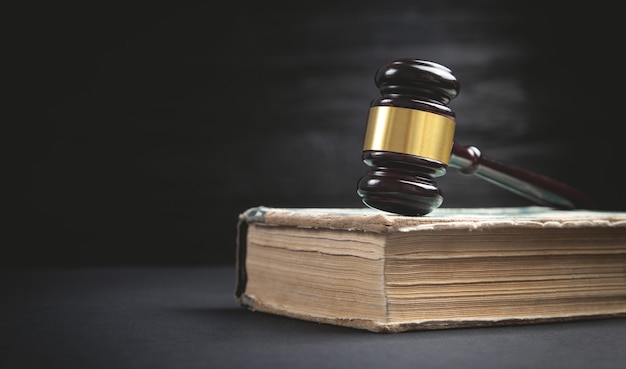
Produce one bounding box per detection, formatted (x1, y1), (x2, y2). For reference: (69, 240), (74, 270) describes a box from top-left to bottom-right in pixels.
(450, 143), (595, 209)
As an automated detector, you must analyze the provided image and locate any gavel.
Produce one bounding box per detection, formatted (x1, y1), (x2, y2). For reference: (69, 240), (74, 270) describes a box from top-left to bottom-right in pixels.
(356, 58), (595, 216)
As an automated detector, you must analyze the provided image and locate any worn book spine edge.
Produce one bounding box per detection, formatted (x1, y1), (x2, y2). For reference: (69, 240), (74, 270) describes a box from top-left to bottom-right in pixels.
(236, 294), (626, 333)
(236, 207), (264, 300)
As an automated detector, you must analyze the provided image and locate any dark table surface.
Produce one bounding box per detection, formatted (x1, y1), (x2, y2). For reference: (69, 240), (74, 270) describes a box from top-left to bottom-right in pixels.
(1, 267), (625, 369)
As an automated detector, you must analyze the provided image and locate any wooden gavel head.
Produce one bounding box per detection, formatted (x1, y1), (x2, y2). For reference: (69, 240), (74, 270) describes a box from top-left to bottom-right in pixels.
(357, 59), (460, 215)
(356, 58), (595, 216)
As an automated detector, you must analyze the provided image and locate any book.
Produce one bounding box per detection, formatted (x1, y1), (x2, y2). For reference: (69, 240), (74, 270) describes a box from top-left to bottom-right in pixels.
(235, 206), (626, 333)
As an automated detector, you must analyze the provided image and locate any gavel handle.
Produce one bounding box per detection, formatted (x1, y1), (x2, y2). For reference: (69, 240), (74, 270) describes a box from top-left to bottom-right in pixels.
(449, 143), (595, 209)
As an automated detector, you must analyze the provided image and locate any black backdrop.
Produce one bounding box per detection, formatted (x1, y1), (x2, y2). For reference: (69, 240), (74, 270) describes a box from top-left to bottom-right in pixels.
(9, 1), (625, 267)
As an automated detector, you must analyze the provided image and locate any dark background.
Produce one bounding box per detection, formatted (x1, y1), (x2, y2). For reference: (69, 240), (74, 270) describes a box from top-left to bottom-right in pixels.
(8, 1), (625, 267)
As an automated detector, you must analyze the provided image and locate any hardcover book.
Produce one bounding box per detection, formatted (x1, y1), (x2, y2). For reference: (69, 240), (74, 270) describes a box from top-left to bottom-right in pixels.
(235, 206), (626, 333)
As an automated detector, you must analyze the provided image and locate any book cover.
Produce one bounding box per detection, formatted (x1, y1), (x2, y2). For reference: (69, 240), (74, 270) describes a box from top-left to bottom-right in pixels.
(235, 206), (626, 332)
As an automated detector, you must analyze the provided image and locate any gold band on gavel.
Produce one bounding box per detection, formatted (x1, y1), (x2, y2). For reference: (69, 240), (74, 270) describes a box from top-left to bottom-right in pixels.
(362, 106), (456, 165)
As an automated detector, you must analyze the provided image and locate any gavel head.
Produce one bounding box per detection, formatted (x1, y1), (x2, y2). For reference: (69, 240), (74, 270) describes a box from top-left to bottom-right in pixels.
(356, 59), (460, 215)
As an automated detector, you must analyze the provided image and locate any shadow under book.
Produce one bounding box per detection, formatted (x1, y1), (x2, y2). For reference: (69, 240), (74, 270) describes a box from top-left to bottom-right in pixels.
(235, 206), (626, 333)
